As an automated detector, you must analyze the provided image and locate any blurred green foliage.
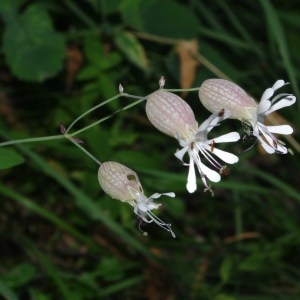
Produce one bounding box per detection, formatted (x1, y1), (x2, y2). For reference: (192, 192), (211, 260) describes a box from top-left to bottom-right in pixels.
(0, 0), (300, 299)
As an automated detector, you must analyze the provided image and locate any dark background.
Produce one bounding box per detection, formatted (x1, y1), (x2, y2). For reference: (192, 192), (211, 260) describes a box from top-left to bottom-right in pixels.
(0, 0), (300, 299)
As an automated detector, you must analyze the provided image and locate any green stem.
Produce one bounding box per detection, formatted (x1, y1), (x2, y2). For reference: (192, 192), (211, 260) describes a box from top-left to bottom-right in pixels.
(0, 134), (64, 147)
(165, 87), (200, 92)
(65, 93), (145, 134)
(66, 136), (101, 165)
(63, 0), (98, 29)
(65, 94), (122, 134)
(0, 93), (146, 149)
(69, 96), (147, 137)
(123, 93), (146, 99)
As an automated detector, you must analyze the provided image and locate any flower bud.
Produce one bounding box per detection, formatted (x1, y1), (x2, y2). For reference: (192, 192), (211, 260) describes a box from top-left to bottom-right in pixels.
(146, 90), (198, 141)
(98, 161), (142, 202)
(199, 79), (257, 121)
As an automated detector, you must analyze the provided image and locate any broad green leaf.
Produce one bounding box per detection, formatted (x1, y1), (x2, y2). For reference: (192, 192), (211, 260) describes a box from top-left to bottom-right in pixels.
(114, 30), (148, 71)
(120, 0), (199, 38)
(2, 4), (65, 81)
(0, 148), (24, 169)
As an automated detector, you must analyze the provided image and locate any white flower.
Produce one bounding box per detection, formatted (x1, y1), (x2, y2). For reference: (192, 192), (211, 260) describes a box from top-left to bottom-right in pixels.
(132, 190), (175, 237)
(146, 90), (240, 194)
(174, 111), (240, 194)
(199, 79), (296, 154)
(249, 80), (296, 154)
(98, 161), (176, 238)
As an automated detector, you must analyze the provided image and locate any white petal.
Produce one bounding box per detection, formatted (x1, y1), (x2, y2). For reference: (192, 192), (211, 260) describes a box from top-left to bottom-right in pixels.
(151, 192), (175, 199)
(174, 146), (188, 161)
(256, 123), (288, 154)
(257, 136), (276, 154)
(206, 110), (232, 134)
(261, 88), (274, 102)
(275, 143), (288, 154)
(223, 110), (232, 119)
(257, 100), (271, 114)
(212, 148), (239, 164)
(186, 156), (197, 193)
(198, 113), (216, 132)
(147, 202), (160, 210)
(272, 79), (285, 90)
(212, 132), (241, 143)
(198, 161), (221, 182)
(266, 125), (293, 135)
(258, 123), (275, 144)
(267, 96), (296, 114)
(150, 193), (162, 199)
(137, 201), (149, 212)
(162, 192), (175, 198)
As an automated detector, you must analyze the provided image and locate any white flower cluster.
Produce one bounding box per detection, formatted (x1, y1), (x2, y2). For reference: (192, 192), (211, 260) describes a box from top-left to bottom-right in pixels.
(98, 78), (296, 238)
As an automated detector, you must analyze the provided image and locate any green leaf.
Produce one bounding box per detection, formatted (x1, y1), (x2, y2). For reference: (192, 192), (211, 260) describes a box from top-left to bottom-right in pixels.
(220, 256), (233, 282)
(97, 257), (124, 281)
(114, 30), (148, 71)
(0, 263), (37, 289)
(97, 73), (118, 99)
(29, 289), (52, 300)
(120, 0), (199, 38)
(214, 294), (236, 300)
(260, 0), (300, 106)
(88, 0), (119, 15)
(2, 4), (65, 81)
(83, 36), (105, 67)
(0, 148), (24, 169)
(84, 36), (123, 70)
(0, 0), (20, 23)
(0, 281), (18, 300)
(239, 252), (264, 272)
(166, 196), (185, 218)
(77, 65), (99, 80)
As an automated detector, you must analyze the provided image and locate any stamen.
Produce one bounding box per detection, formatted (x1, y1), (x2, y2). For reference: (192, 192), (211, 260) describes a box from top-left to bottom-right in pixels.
(138, 218), (148, 236)
(210, 140), (215, 152)
(259, 126), (279, 150)
(147, 211), (176, 238)
(242, 134), (258, 152)
(204, 185), (214, 197)
(192, 152), (214, 196)
(220, 165), (230, 176)
(195, 144), (222, 170)
(218, 109), (225, 117)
